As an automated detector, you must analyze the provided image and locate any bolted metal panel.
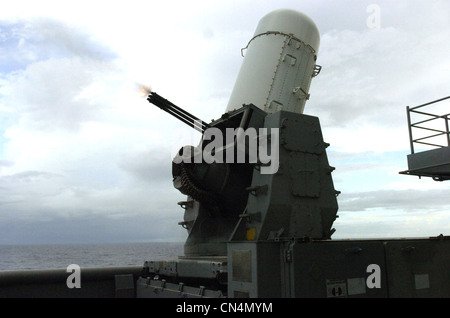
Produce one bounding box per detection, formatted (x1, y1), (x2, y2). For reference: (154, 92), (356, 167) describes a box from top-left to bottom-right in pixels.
(289, 240), (388, 298)
(231, 249), (252, 283)
(237, 110), (338, 242)
(136, 278), (225, 298)
(384, 239), (450, 297)
(290, 152), (320, 198)
(228, 242), (282, 298)
(289, 205), (323, 238)
(280, 116), (324, 153)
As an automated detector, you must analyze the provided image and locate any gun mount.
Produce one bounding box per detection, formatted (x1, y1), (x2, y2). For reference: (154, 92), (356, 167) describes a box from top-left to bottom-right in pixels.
(138, 9), (343, 297)
(148, 94), (339, 258)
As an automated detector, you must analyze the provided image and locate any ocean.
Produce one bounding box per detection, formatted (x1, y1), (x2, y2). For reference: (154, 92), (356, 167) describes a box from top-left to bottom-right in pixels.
(0, 242), (184, 271)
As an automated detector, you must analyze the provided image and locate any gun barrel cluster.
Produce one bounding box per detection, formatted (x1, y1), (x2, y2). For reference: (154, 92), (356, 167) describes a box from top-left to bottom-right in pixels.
(147, 92), (210, 133)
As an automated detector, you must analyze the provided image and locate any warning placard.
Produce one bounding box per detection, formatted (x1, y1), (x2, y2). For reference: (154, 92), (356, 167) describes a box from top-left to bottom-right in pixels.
(326, 279), (347, 297)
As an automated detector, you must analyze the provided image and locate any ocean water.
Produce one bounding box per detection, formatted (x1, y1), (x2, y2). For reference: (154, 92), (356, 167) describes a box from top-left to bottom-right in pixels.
(0, 242), (184, 271)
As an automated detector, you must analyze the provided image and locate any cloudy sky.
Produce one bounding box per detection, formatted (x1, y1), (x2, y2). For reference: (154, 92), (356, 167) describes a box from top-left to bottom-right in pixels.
(0, 0), (449, 245)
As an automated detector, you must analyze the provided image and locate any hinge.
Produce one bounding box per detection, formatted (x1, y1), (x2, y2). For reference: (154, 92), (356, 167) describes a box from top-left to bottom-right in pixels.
(312, 64), (322, 77)
(285, 249), (293, 263)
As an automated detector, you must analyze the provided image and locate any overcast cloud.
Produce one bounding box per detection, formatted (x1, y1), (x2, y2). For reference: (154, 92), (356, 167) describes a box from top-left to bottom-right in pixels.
(0, 0), (449, 244)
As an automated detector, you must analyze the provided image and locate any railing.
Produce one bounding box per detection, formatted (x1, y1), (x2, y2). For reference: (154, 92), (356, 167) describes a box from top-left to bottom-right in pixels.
(406, 96), (450, 154)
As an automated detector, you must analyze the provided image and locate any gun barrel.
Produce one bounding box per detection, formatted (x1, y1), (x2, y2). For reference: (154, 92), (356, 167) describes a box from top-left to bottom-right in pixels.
(147, 92), (210, 133)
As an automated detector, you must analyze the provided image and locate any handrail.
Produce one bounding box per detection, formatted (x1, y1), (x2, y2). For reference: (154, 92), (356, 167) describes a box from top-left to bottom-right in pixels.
(406, 96), (450, 154)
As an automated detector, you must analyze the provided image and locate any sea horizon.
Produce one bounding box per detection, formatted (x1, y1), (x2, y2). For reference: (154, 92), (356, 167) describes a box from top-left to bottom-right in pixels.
(0, 241), (185, 271)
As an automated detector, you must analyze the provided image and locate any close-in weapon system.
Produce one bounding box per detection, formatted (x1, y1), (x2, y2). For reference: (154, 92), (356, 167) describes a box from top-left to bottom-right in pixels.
(0, 8), (448, 299)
